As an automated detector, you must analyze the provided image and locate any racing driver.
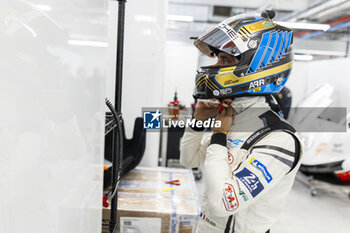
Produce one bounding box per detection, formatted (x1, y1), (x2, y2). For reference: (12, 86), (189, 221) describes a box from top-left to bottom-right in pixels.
(180, 11), (302, 233)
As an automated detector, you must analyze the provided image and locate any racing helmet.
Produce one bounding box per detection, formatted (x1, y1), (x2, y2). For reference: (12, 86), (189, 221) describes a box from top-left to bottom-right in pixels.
(193, 11), (294, 99)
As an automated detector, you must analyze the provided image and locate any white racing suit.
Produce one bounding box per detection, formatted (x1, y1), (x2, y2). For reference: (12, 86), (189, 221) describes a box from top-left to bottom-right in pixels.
(180, 97), (302, 233)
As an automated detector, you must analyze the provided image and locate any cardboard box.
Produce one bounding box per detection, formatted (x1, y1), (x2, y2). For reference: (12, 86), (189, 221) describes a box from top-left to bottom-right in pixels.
(102, 166), (200, 233)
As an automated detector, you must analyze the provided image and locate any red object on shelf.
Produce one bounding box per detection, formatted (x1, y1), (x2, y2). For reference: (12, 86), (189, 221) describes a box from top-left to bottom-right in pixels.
(103, 194), (109, 207)
(336, 170), (350, 182)
(168, 92), (180, 120)
(166, 179), (181, 185)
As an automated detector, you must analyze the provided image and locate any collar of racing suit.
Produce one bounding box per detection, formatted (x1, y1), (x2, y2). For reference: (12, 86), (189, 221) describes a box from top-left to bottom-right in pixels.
(231, 96), (267, 115)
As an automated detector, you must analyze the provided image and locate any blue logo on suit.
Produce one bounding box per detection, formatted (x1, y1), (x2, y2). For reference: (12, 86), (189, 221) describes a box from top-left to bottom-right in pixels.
(235, 168), (264, 197)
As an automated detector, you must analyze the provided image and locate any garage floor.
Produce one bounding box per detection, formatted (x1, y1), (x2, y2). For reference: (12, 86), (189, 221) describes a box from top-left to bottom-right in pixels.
(272, 177), (350, 233)
(195, 170), (350, 233)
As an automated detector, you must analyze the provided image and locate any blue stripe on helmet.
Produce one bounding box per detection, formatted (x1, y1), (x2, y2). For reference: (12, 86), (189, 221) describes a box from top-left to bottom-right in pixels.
(269, 31), (283, 64)
(247, 32), (270, 73)
(285, 31), (292, 53)
(279, 31), (288, 58)
(260, 31), (277, 68)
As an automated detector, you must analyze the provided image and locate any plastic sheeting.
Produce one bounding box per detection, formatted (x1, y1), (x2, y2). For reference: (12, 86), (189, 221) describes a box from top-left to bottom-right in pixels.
(0, 1), (107, 232)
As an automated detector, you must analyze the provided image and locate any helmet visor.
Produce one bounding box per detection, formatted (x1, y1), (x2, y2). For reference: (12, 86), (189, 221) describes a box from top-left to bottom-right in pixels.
(194, 13), (271, 57)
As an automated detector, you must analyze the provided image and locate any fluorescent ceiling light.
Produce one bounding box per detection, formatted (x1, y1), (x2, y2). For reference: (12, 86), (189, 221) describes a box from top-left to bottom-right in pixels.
(36, 5), (52, 11)
(274, 21), (330, 31)
(314, 0), (350, 18)
(294, 54), (313, 61)
(288, 0), (346, 22)
(167, 15), (194, 22)
(68, 40), (108, 47)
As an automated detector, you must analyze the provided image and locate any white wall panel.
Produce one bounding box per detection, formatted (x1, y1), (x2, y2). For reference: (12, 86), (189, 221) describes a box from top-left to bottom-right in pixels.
(307, 58), (350, 109)
(287, 57), (350, 114)
(0, 1), (107, 232)
(287, 61), (310, 107)
(163, 41), (199, 107)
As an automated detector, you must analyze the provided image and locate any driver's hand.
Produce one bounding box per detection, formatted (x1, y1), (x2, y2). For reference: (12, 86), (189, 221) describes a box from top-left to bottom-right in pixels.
(193, 99), (220, 121)
(213, 106), (233, 135)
